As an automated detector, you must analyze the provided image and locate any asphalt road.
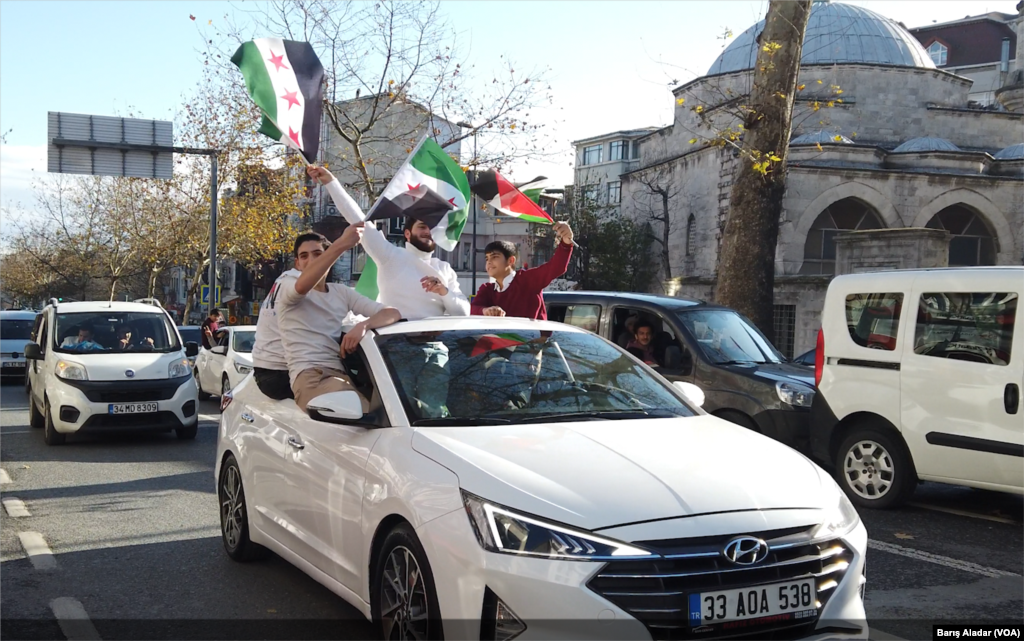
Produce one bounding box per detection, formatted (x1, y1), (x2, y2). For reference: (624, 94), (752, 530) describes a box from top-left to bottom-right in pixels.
(1, 381), (1021, 641)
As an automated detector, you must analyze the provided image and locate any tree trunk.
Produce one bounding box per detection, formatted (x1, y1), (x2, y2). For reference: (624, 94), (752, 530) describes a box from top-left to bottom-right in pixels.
(147, 265), (161, 299)
(181, 260), (207, 325)
(660, 190), (672, 283)
(715, 0), (812, 342)
(108, 277), (119, 303)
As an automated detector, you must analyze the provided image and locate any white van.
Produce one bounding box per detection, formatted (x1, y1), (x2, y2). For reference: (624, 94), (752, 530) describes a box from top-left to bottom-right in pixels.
(1, 309), (38, 383)
(810, 267), (1023, 508)
(25, 300), (201, 445)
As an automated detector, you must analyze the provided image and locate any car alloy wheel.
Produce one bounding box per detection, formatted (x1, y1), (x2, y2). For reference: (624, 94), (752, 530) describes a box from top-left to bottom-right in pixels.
(218, 455), (266, 562)
(380, 546), (431, 641)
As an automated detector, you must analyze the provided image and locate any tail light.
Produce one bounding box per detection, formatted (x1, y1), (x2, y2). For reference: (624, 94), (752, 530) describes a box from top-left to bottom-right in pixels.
(814, 327), (825, 388)
(220, 389), (233, 412)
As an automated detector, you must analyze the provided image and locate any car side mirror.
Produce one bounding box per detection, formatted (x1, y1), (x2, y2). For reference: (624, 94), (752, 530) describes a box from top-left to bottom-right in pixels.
(211, 345), (228, 356)
(24, 343), (42, 361)
(307, 390), (365, 423)
(185, 341), (199, 357)
(673, 381), (705, 408)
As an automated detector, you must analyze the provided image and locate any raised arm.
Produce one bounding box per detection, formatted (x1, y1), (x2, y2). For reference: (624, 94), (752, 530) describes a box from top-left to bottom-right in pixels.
(518, 227), (574, 291)
(311, 166), (399, 267)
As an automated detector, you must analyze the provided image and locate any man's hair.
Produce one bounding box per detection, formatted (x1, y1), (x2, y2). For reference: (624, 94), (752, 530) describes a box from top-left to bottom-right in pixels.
(210, 308), (222, 318)
(404, 216), (420, 233)
(484, 240), (517, 260)
(293, 231), (329, 257)
(635, 320), (655, 334)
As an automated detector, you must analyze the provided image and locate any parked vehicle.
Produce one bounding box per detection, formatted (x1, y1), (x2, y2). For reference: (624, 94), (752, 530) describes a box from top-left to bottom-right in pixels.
(1, 309), (38, 383)
(195, 324), (255, 399)
(793, 349), (816, 367)
(24, 299), (200, 445)
(178, 325), (202, 370)
(811, 267), (1023, 508)
(544, 291), (816, 450)
(217, 316), (867, 640)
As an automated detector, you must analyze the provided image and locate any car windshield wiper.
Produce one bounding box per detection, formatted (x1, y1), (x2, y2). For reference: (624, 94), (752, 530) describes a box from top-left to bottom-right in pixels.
(716, 359), (766, 365)
(411, 416), (512, 426)
(511, 409), (687, 424)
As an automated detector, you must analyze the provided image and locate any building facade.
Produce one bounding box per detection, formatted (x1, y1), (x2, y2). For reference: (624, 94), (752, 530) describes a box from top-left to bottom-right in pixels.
(574, 1), (1024, 357)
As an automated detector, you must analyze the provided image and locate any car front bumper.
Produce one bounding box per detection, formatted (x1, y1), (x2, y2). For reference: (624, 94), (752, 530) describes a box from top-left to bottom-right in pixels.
(416, 509), (869, 641)
(48, 376), (199, 434)
(755, 407), (812, 451)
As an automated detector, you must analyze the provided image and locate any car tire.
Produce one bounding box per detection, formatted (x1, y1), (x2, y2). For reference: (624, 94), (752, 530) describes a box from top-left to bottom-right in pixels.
(43, 397), (66, 446)
(372, 523), (444, 641)
(835, 427), (916, 509)
(176, 423), (198, 440)
(29, 392), (44, 429)
(218, 454), (268, 562)
(195, 369), (211, 401)
(221, 376), (231, 401)
(716, 410), (759, 432)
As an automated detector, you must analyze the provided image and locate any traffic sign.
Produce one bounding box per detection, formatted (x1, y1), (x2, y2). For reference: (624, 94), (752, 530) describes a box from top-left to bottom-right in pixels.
(200, 285), (221, 305)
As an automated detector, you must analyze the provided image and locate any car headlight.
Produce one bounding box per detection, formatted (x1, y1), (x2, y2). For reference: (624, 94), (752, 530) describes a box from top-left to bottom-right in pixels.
(169, 358), (190, 378)
(233, 360), (252, 375)
(812, 488), (861, 540)
(462, 491), (655, 560)
(55, 360), (87, 381)
(776, 381), (815, 407)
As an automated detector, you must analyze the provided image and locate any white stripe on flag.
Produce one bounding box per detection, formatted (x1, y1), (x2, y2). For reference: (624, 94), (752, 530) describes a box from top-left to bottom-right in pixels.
(252, 38), (305, 150)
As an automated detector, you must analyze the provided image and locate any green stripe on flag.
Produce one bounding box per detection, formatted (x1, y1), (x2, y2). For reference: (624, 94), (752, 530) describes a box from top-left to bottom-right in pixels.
(409, 139), (471, 247)
(231, 41), (282, 140)
(355, 255), (380, 300)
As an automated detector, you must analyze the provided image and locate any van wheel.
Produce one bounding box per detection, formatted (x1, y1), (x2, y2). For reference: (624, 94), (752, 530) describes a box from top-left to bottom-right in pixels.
(195, 369), (211, 401)
(716, 410), (759, 432)
(835, 428), (915, 509)
(372, 523), (444, 641)
(43, 398), (66, 446)
(29, 393), (44, 429)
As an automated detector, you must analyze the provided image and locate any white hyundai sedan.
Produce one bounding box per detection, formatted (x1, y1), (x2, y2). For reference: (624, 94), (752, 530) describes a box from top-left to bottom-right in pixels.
(216, 317), (867, 641)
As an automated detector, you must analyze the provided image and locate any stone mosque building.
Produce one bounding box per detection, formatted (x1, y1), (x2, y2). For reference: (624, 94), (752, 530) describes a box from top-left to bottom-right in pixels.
(576, 1), (1024, 357)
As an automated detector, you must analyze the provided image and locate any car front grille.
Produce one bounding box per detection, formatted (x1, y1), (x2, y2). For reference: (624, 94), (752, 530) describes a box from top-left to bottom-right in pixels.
(587, 527), (854, 640)
(80, 411), (182, 431)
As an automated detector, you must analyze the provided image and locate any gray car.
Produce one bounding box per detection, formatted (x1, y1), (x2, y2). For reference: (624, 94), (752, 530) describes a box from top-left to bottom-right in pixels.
(544, 291), (816, 450)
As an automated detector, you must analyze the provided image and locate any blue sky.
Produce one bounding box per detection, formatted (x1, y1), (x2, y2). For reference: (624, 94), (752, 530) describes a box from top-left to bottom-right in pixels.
(1, 0), (1014, 234)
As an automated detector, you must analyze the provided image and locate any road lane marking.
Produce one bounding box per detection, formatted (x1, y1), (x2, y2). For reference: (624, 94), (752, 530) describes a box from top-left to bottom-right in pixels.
(868, 539), (1020, 578)
(3, 497), (30, 517)
(907, 501), (1021, 525)
(18, 531), (58, 570)
(0, 468), (10, 484)
(870, 630), (911, 641)
(50, 597), (101, 641)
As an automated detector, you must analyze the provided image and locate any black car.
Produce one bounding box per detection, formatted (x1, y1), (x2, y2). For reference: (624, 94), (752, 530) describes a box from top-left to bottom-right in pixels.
(545, 291), (816, 450)
(792, 348), (816, 367)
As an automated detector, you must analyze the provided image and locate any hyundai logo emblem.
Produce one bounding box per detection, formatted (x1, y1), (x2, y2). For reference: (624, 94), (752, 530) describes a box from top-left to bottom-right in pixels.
(125, 369), (135, 378)
(722, 536), (769, 566)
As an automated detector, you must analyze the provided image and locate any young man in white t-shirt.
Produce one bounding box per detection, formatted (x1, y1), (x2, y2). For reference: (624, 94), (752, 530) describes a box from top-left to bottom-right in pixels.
(251, 241), (305, 400)
(276, 226), (401, 413)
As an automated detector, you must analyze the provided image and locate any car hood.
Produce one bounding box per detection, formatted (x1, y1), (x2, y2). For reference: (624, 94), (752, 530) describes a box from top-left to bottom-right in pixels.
(411, 415), (826, 532)
(58, 352), (182, 381)
(722, 361), (815, 387)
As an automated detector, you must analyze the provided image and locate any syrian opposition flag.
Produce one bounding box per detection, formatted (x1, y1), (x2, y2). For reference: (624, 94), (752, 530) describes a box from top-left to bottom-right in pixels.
(468, 170), (555, 225)
(231, 38), (324, 163)
(366, 184), (455, 229)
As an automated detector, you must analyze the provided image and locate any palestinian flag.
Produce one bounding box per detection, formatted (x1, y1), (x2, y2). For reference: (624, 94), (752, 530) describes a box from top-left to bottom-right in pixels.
(469, 333), (529, 358)
(231, 38), (324, 163)
(366, 184), (456, 229)
(516, 176), (548, 204)
(468, 170), (554, 225)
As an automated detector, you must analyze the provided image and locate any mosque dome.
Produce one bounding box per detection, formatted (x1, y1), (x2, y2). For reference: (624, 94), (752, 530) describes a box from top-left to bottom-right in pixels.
(892, 137), (961, 153)
(993, 143), (1024, 160)
(708, 1), (936, 76)
(791, 130), (854, 145)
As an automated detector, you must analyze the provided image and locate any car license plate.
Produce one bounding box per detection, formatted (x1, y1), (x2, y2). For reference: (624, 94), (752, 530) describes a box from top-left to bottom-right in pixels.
(108, 402), (158, 415)
(689, 579), (817, 627)
(2, 362), (22, 368)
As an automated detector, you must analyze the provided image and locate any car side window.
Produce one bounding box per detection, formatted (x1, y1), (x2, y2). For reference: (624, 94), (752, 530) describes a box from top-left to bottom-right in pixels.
(547, 304), (567, 323)
(38, 316), (49, 353)
(342, 346), (391, 428)
(845, 293), (903, 351)
(914, 292), (1017, 366)
(561, 305), (600, 333)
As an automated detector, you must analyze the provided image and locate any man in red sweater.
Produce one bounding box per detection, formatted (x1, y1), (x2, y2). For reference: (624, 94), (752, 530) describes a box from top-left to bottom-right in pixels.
(471, 222), (574, 320)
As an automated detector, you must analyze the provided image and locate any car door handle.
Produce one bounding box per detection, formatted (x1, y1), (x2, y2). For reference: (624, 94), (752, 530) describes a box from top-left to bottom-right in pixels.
(240, 412), (255, 423)
(1005, 383), (1020, 415)
(286, 436), (305, 450)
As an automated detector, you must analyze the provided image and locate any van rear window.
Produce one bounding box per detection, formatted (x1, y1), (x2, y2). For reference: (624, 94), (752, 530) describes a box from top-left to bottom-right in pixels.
(914, 292), (1016, 366)
(845, 293), (903, 351)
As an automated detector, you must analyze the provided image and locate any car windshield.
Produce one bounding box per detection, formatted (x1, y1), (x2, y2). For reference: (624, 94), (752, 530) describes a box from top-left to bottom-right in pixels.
(54, 312), (180, 354)
(178, 327), (201, 345)
(232, 330), (256, 353)
(1, 319), (34, 340)
(375, 329), (697, 425)
(677, 309), (784, 365)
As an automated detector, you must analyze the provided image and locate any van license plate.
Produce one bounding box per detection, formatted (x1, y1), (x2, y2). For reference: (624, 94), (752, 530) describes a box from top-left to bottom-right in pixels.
(689, 578), (817, 626)
(109, 402), (158, 414)
(2, 362), (22, 368)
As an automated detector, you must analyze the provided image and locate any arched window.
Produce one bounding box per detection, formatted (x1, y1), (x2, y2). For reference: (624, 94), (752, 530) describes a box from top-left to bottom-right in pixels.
(685, 214), (697, 257)
(801, 198), (884, 275)
(927, 41), (948, 67)
(926, 205), (997, 266)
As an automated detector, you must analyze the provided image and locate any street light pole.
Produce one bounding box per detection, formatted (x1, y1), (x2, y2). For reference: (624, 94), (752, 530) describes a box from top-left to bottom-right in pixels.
(457, 121), (479, 294)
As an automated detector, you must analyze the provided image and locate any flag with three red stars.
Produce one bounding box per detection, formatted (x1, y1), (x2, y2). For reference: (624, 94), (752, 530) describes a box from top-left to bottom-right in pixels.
(231, 38), (324, 163)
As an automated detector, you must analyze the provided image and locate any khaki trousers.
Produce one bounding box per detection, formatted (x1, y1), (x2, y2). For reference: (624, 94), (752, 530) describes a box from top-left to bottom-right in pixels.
(291, 367), (369, 414)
